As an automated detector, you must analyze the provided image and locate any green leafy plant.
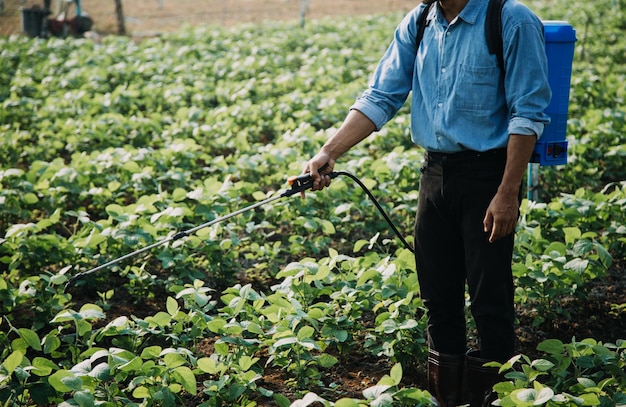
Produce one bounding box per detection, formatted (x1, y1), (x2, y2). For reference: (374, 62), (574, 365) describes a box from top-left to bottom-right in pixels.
(492, 339), (626, 406)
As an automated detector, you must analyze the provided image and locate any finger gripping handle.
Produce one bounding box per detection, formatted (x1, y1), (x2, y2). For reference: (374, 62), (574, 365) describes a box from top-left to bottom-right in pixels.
(285, 163), (335, 196)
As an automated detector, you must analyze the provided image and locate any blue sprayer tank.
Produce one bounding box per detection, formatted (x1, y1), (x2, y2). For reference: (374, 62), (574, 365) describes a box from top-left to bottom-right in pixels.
(530, 21), (577, 166)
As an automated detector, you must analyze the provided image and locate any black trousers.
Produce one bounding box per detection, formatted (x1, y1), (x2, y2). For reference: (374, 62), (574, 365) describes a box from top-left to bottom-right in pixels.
(414, 149), (519, 362)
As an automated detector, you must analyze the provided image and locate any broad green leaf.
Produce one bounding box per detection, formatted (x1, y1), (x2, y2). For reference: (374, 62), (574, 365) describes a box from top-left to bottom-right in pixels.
(544, 241), (566, 256)
(3, 350), (24, 374)
(197, 358), (227, 375)
(49, 370), (82, 392)
(536, 339), (564, 354)
(273, 394), (292, 407)
(299, 338), (321, 350)
(77, 320), (93, 337)
(334, 399), (361, 407)
(578, 393), (600, 405)
(132, 386), (150, 399)
(318, 353), (338, 368)
(291, 392), (326, 407)
(173, 366), (196, 394)
(398, 319), (418, 330)
(43, 334), (61, 354)
(389, 363), (403, 385)
(23, 192), (39, 204)
(334, 203), (352, 215)
(163, 352), (187, 369)
(89, 362), (110, 380)
(71, 360), (92, 376)
(172, 187), (187, 202)
(298, 326), (316, 342)
(105, 204), (125, 219)
(108, 180), (121, 191)
(357, 269), (379, 286)
(18, 328), (42, 351)
(354, 239), (370, 252)
(50, 310), (78, 323)
(363, 385), (392, 400)
(321, 219), (335, 234)
(207, 318), (227, 333)
(78, 304), (105, 320)
(273, 337), (298, 348)
(564, 258), (589, 273)
(530, 358), (555, 371)
(118, 356), (142, 372)
(577, 377), (597, 388)
(214, 342), (229, 356)
(122, 160), (140, 172)
(252, 190), (267, 200)
(238, 355), (259, 371)
(563, 226), (582, 245)
(512, 388), (538, 402)
(166, 296), (179, 316)
(534, 387), (555, 403)
(31, 357), (58, 376)
(140, 346), (162, 360)
(49, 273), (68, 285)
(147, 311), (172, 327)
(370, 393), (394, 407)
(394, 388), (430, 402)
(72, 390), (95, 407)
(594, 243), (613, 267)
(246, 322), (264, 335)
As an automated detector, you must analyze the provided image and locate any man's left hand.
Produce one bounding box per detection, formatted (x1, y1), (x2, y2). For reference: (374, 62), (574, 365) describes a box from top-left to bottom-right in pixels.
(483, 190), (519, 243)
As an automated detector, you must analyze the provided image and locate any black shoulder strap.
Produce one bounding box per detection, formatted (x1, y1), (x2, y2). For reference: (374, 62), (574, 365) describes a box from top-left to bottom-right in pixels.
(486, 0), (506, 70)
(416, 0), (436, 51)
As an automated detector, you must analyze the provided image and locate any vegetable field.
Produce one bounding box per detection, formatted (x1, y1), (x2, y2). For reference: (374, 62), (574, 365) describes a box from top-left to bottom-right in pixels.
(1, 0), (626, 405)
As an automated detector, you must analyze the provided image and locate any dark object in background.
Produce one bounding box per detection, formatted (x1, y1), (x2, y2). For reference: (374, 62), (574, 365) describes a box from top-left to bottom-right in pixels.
(20, 0), (93, 38)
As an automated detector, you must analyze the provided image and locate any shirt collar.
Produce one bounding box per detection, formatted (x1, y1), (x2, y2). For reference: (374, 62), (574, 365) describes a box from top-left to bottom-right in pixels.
(458, 0), (484, 25)
(430, 0), (484, 26)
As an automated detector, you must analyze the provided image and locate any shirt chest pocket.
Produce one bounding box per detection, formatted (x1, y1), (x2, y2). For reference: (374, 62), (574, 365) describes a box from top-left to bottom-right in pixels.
(453, 64), (500, 113)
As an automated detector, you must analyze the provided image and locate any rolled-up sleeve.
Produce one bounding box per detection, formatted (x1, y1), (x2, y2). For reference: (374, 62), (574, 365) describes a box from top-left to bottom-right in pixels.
(503, 12), (551, 139)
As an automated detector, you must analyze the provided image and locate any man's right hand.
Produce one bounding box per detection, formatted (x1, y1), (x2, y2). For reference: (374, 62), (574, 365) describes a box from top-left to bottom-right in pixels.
(302, 153), (335, 192)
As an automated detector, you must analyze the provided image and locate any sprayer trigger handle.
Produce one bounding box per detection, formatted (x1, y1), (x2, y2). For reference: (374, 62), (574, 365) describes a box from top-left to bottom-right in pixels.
(287, 163), (330, 187)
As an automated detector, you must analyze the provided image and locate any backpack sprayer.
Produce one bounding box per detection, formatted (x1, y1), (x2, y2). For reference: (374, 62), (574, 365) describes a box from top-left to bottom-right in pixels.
(64, 167), (414, 291)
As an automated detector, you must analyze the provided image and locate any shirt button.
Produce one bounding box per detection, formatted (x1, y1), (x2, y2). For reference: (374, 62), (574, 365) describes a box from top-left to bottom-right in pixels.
(437, 103), (443, 108)
(441, 68), (447, 73)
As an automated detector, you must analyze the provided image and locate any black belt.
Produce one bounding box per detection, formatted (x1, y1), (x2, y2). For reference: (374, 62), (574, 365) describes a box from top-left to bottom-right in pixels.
(426, 148), (507, 163)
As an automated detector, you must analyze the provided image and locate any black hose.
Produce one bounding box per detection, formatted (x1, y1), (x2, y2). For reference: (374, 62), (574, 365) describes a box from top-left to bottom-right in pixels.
(331, 171), (415, 254)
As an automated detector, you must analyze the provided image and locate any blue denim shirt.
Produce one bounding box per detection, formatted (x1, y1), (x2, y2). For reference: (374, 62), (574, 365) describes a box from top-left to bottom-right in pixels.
(351, 0), (551, 153)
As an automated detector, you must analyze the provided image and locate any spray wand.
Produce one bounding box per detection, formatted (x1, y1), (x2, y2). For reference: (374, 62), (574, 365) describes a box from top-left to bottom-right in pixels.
(65, 166), (413, 290)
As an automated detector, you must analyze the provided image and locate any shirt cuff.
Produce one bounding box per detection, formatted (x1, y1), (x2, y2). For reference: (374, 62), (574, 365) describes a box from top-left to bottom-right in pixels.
(508, 117), (545, 139)
(349, 100), (388, 131)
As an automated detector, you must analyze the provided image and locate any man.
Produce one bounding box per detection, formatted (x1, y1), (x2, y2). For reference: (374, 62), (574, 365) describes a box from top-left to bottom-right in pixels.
(303, 0), (550, 405)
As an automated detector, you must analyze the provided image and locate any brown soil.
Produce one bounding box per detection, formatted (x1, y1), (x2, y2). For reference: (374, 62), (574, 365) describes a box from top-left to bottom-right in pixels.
(1, 0), (417, 37)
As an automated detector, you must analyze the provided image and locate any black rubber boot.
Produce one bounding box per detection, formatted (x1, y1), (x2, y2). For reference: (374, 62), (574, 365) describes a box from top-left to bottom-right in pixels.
(428, 349), (466, 407)
(465, 351), (501, 407)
